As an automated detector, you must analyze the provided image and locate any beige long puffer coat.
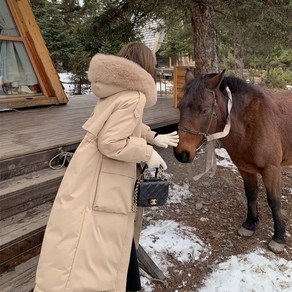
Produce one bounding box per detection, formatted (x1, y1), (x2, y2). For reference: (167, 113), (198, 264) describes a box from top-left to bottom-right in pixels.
(34, 54), (157, 292)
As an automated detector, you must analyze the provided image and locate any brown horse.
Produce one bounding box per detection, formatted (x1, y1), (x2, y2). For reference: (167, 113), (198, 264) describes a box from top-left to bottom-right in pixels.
(174, 69), (292, 253)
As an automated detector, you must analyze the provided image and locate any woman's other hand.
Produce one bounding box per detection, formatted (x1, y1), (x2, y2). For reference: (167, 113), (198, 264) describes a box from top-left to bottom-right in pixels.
(146, 149), (167, 170)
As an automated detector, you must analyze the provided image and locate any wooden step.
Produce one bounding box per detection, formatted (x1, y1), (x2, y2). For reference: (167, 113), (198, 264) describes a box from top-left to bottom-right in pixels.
(0, 143), (78, 181)
(0, 167), (65, 220)
(0, 202), (52, 274)
(0, 255), (38, 292)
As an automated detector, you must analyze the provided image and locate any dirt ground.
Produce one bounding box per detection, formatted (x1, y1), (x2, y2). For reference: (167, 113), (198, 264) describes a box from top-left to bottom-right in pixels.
(141, 143), (292, 291)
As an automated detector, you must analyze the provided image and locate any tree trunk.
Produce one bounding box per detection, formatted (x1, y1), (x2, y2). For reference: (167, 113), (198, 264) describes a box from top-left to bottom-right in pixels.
(75, 80), (82, 95)
(188, 0), (219, 76)
(234, 33), (244, 78)
(232, 5), (244, 79)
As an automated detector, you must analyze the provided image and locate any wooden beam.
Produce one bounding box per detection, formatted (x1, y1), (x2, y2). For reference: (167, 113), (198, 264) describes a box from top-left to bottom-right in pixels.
(0, 95), (60, 110)
(137, 244), (166, 281)
(0, 36), (22, 41)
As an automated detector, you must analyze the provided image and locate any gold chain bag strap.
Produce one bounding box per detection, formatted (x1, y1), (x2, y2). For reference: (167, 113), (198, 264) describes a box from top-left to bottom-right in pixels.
(133, 165), (169, 210)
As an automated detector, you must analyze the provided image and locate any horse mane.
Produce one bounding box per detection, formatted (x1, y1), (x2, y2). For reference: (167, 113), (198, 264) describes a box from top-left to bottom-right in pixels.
(219, 76), (252, 95)
(202, 73), (253, 95)
(183, 75), (207, 101)
(183, 73), (262, 106)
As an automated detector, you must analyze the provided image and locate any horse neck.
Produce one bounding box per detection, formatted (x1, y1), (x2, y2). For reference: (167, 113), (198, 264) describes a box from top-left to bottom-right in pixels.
(216, 77), (251, 128)
(214, 87), (251, 146)
(215, 91), (232, 132)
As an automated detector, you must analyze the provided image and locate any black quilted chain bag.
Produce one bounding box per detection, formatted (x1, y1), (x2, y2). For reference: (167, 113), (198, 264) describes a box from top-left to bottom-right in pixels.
(133, 165), (169, 209)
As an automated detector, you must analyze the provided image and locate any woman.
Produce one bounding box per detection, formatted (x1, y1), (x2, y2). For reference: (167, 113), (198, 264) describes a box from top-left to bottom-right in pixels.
(34, 42), (178, 292)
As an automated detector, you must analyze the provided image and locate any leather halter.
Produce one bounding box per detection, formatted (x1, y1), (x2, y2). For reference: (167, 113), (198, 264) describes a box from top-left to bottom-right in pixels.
(178, 86), (233, 151)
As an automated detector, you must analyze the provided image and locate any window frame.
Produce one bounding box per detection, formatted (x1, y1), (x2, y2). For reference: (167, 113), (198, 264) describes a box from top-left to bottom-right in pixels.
(0, 0), (68, 109)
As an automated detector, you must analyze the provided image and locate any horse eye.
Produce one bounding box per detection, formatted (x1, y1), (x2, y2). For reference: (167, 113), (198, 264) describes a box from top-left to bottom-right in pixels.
(201, 108), (210, 115)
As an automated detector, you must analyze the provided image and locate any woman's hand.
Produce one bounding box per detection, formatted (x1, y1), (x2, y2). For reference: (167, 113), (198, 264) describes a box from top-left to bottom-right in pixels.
(153, 131), (179, 148)
(146, 149), (167, 170)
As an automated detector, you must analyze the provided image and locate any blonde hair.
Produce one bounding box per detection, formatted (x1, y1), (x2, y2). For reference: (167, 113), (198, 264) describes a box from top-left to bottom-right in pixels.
(117, 42), (156, 78)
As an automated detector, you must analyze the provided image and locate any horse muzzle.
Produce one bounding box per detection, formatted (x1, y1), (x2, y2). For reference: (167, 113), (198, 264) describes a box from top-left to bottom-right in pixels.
(173, 147), (192, 163)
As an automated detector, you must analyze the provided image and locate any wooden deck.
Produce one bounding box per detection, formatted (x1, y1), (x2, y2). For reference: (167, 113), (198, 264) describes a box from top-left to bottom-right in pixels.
(0, 93), (179, 291)
(0, 94), (179, 161)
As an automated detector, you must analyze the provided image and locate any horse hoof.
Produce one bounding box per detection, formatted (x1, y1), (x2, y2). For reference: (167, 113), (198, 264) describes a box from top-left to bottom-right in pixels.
(238, 226), (254, 237)
(268, 240), (285, 254)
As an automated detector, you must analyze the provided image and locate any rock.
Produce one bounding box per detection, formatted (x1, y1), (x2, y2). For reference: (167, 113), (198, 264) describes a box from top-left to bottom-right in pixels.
(195, 202), (203, 210)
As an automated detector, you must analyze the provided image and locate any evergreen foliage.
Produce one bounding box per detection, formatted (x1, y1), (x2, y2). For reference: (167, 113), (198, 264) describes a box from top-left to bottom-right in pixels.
(30, 0), (291, 88)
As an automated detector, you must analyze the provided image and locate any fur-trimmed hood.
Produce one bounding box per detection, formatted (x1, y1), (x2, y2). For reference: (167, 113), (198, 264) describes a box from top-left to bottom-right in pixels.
(88, 54), (157, 108)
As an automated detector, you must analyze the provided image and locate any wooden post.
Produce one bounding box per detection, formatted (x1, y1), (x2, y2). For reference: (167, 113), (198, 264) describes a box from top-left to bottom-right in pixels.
(137, 244), (166, 281)
(173, 65), (195, 108)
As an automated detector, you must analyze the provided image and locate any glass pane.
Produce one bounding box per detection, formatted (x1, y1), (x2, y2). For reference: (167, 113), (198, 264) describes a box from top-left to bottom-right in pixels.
(0, 0), (19, 36)
(0, 0), (41, 97)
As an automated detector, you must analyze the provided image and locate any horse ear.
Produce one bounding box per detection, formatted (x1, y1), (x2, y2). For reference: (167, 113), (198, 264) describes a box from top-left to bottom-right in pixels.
(206, 69), (226, 90)
(185, 68), (194, 82)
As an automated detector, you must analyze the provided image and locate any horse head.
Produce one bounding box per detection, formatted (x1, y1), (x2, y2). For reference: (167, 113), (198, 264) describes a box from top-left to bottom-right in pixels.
(174, 69), (226, 163)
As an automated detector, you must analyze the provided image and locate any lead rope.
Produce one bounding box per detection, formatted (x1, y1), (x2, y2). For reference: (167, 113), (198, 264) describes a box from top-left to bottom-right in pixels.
(190, 140), (217, 181)
(206, 86), (232, 142)
(191, 87), (233, 181)
(49, 151), (74, 170)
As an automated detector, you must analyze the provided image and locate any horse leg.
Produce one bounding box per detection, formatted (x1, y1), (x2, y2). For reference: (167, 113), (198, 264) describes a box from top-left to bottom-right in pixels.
(261, 166), (285, 253)
(238, 171), (259, 237)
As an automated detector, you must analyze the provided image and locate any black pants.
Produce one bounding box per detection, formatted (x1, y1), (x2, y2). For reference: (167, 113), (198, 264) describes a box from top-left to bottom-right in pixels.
(126, 240), (141, 292)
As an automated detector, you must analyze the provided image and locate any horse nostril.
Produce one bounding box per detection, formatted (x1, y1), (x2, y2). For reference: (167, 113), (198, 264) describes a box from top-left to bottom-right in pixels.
(173, 148), (191, 163)
(182, 151), (190, 162)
